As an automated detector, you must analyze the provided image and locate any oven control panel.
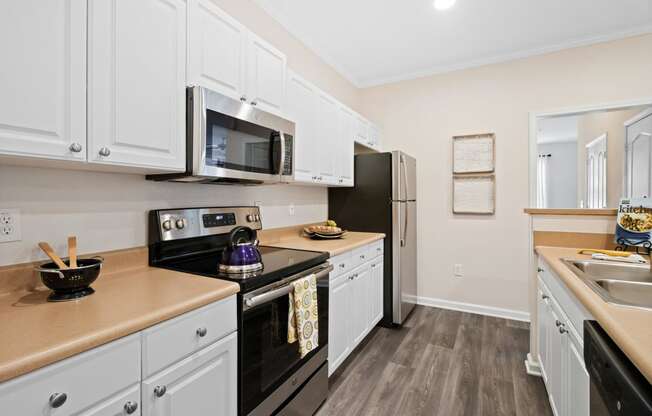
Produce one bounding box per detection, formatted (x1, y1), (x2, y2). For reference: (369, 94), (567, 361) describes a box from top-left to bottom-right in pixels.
(154, 206), (262, 241)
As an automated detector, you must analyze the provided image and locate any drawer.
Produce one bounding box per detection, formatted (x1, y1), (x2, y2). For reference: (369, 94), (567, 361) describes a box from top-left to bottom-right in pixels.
(0, 334), (140, 415)
(350, 246), (369, 269)
(329, 251), (352, 278)
(79, 384), (140, 416)
(367, 240), (384, 259)
(142, 295), (237, 377)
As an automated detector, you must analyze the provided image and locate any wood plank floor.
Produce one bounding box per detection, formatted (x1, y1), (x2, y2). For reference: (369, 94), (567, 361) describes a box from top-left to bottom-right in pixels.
(316, 305), (552, 416)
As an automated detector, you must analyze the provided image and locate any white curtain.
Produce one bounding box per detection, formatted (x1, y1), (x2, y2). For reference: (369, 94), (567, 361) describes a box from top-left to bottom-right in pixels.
(537, 155), (549, 208)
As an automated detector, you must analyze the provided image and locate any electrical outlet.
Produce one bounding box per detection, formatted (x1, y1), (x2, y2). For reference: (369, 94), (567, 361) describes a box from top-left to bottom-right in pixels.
(288, 204), (295, 216)
(0, 209), (21, 243)
(454, 263), (463, 278)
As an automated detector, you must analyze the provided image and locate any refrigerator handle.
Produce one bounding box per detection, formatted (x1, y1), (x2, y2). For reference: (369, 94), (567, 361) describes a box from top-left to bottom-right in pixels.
(400, 154), (409, 202)
(401, 201), (408, 247)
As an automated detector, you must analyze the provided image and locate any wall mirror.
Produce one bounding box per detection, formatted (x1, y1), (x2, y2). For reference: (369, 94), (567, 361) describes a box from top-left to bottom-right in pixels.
(533, 103), (652, 209)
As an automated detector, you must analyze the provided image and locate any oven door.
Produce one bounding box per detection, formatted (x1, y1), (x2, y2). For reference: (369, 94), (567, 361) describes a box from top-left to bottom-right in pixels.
(240, 264), (331, 416)
(191, 86), (295, 183)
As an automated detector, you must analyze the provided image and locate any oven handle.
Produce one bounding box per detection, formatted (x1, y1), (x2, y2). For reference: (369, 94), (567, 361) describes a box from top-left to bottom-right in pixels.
(243, 264), (333, 310)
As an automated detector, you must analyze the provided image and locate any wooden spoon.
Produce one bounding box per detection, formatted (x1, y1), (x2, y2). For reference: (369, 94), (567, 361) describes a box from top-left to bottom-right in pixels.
(38, 242), (68, 269)
(68, 236), (78, 268)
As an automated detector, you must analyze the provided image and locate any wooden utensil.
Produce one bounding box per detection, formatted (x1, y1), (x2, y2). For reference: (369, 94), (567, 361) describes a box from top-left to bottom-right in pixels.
(68, 236), (78, 268)
(38, 242), (68, 269)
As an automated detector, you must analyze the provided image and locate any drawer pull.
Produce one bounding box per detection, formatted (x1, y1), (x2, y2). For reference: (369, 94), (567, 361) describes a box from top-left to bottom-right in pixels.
(124, 401), (138, 414)
(555, 320), (562, 327)
(537, 267), (544, 273)
(49, 392), (67, 408)
(559, 326), (567, 335)
(376, 247), (381, 251)
(154, 385), (167, 398)
(541, 294), (549, 300)
(360, 255), (365, 260)
(196, 327), (208, 337)
(339, 263), (346, 269)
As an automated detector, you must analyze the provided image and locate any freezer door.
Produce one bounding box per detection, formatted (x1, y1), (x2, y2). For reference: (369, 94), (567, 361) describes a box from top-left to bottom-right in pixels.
(392, 200), (417, 324)
(392, 151), (417, 202)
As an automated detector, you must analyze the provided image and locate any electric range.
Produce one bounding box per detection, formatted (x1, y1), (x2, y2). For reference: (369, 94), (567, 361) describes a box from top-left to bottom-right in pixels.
(148, 206), (331, 416)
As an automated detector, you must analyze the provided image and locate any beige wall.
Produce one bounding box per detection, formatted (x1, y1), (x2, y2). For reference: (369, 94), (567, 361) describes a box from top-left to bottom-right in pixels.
(360, 34), (652, 315)
(576, 107), (647, 208)
(211, 0), (361, 110)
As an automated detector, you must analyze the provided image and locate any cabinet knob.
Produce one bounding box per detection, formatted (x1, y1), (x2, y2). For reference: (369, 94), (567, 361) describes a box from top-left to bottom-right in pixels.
(360, 254), (365, 260)
(196, 327), (208, 337)
(98, 147), (111, 157)
(559, 326), (567, 335)
(555, 320), (562, 327)
(49, 392), (67, 408)
(537, 267), (544, 273)
(250, 101), (258, 106)
(240, 96), (247, 102)
(154, 385), (167, 398)
(124, 401), (138, 414)
(541, 294), (549, 300)
(339, 263), (345, 268)
(69, 142), (83, 153)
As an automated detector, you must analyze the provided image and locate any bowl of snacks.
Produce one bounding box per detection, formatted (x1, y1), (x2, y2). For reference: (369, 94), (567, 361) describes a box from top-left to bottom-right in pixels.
(304, 220), (347, 239)
(618, 212), (652, 234)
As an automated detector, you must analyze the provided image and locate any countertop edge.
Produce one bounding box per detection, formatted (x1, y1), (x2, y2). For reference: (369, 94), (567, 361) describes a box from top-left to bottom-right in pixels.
(0, 284), (239, 384)
(535, 246), (652, 384)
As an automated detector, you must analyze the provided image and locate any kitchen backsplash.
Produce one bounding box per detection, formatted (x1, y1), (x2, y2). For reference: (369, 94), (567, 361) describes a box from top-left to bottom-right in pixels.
(0, 165), (327, 266)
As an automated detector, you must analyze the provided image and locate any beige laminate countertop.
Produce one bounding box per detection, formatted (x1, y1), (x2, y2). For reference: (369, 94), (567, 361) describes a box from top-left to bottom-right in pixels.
(536, 246), (652, 384)
(0, 252), (239, 384)
(264, 231), (385, 256)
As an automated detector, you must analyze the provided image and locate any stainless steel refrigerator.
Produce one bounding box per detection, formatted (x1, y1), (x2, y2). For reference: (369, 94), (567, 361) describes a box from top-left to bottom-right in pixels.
(328, 151), (417, 326)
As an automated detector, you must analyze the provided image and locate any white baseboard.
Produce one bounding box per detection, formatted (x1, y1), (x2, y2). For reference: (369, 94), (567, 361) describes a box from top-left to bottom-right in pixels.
(416, 296), (531, 322)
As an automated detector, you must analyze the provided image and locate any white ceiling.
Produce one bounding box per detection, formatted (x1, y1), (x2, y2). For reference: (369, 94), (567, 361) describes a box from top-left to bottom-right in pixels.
(253, 0), (652, 87)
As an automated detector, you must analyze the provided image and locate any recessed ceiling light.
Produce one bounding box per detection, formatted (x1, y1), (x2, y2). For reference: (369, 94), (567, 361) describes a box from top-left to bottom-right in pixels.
(433, 0), (456, 10)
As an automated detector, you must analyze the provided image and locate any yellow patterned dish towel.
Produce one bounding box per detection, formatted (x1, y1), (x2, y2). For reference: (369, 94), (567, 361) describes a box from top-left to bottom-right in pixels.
(288, 274), (319, 358)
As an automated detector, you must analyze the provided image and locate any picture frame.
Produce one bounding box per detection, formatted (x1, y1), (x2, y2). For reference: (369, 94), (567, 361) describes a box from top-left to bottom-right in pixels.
(453, 174), (496, 215)
(452, 133), (495, 174)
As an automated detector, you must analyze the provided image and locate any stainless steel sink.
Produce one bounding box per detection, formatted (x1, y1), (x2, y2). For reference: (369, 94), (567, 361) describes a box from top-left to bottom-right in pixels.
(562, 259), (652, 310)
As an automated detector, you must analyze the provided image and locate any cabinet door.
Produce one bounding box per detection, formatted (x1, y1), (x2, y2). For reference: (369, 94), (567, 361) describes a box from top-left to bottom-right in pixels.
(88, 0), (186, 171)
(337, 107), (355, 186)
(354, 115), (370, 146)
(78, 385), (140, 416)
(548, 308), (563, 416)
(142, 332), (237, 416)
(351, 265), (371, 346)
(188, 0), (247, 100)
(0, 0), (86, 161)
(246, 33), (286, 115)
(370, 257), (384, 326)
(537, 288), (550, 383)
(315, 92), (339, 184)
(565, 338), (589, 416)
(329, 274), (353, 376)
(286, 71), (318, 183)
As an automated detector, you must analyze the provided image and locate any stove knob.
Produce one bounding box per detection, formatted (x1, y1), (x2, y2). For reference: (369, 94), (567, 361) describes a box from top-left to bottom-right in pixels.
(162, 220), (173, 231)
(246, 214), (254, 222)
(175, 219), (185, 229)
(254, 214), (260, 221)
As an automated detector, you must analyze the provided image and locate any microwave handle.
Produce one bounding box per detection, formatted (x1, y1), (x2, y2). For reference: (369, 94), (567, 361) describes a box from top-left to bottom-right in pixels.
(243, 265), (332, 310)
(278, 132), (287, 177)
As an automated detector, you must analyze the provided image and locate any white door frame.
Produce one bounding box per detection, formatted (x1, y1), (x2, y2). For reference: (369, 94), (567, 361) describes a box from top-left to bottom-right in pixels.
(528, 97), (652, 208)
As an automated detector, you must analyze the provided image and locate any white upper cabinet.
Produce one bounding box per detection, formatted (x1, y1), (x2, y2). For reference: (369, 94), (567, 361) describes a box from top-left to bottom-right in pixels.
(337, 107), (355, 186)
(88, 0), (187, 171)
(368, 123), (381, 150)
(188, 0), (247, 100)
(354, 115), (370, 147)
(187, 0), (286, 116)
(316, 92), (340, 184)
(286, 71), (318, 183)
(0, 0), (87, 161)
(247, 33), (286, 115)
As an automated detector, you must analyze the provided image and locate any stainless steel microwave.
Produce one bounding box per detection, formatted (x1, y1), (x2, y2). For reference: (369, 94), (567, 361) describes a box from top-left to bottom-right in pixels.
(148, 86), (294, 185)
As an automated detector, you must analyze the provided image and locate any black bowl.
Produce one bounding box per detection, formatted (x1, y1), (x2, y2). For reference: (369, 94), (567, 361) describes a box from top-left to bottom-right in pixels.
(36, 257), (103, 302)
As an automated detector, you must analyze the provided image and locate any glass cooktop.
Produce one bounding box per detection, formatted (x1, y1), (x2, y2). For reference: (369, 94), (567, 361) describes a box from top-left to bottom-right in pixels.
(158, 246), (329, 292)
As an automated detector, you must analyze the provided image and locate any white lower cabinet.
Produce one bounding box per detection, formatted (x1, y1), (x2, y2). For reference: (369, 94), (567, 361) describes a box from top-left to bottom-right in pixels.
(537, 261), (591, 416)
(142, 331), (237, 416)
(0, 295), (238, 416)
(328, 240), (384, 376)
